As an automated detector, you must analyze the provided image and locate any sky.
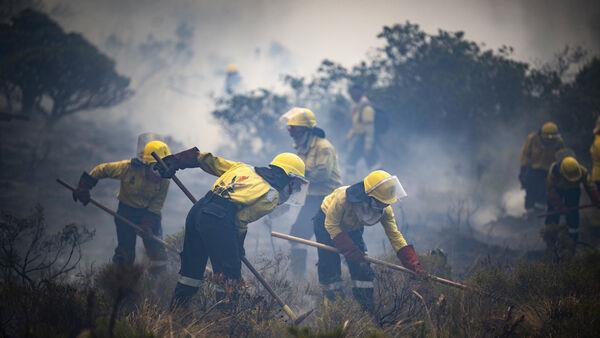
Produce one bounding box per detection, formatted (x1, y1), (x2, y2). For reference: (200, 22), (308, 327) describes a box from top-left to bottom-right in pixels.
(40, 0), (600, 150)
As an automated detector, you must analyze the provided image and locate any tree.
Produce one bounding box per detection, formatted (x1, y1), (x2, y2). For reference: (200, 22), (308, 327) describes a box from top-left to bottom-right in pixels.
(0, 9), (132, 125)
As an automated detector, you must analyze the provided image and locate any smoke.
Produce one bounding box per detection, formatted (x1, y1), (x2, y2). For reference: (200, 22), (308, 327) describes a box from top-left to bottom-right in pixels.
(18, 0), (597, 266)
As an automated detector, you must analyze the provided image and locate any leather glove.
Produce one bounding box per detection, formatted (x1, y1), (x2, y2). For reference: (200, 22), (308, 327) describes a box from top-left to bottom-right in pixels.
(397, 245), (425, 275)
(238, 231), (247, 258)
(154, 147), (200, 178)
(332, 232), (365, 262)
(72, 172), (97, 206)
(139, 212), (161, 235)
(518, 166), (527, 189)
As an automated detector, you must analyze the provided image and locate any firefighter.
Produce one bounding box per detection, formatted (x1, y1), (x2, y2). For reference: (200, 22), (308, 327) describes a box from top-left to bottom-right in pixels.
(313, 170), (424, 313)
(155, 148), (308, 308)
(544, 155), (600, 249)
(591, 116), (600, 190)
(346, 84), (378, 176)
(72, 140), (171, 273)
(224, 63), (241, 94)
(519, 122), (566, 212)
(280, 107), (342, 278)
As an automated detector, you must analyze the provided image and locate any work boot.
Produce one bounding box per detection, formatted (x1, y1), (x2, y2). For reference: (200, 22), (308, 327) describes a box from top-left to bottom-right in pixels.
(290, 248), (307, 278)
(352, 287), (374, 314)
(170, 283), (199, 311)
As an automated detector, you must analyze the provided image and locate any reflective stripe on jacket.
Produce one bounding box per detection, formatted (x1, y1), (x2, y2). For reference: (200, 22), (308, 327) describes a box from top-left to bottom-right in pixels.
(321, 186), (408, 252)
(89, 159), (169, 215)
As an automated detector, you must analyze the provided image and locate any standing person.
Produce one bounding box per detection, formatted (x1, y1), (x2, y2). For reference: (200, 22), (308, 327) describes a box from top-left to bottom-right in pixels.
(519, 122), (566, 212)
(591, 116), (600, 190)
(544, 155), (600, 251)
(155, 148), (308, 308)
(72, 140), (172, 274)
(280, 107), (342, 278)
(346, 84), (379, 176)
(314, 170), (425, 313)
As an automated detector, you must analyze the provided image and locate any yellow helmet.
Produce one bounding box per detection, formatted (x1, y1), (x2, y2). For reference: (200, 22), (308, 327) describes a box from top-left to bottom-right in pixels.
(541, 122), (559, 140)
(363, 170), (407, 205)
(270, 152), (306, 180)
(226, 63), (238, 74)
(281, 107), (317, 128)
(142, 140), (171, 164)
(559, 156), (582, 182)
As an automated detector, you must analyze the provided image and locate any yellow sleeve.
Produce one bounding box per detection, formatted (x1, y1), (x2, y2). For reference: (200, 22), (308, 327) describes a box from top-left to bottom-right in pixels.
(546, 163), (558, 191)
(308, 145), (335, 184)
(237, 189), (279, 230)
(520, 135), (533, 167)
(197, 152), (239, 177)
(147, 180), (170, 215)
(381, 206), (408, 252)
(324, 195), (345, 239)
(89, 160), (130, 180)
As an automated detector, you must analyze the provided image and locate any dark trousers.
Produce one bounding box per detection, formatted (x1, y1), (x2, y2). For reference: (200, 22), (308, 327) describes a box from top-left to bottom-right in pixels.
(179, 192), (241, 282)
(347, 134), (378, 169)
(289, 195), (325, 276)
(313, 210), (374, 289)
(545, 186), (581, 237)
(113, 202), (166, 266)
(525, 168), (548, 210)
(171, 192), (241, 308)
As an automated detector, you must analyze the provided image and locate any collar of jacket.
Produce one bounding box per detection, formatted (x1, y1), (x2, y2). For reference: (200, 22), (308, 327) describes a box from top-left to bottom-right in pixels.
(255, 165), (290, 192)
(346, 181), (369, 204)
(294, 134), (316, 155)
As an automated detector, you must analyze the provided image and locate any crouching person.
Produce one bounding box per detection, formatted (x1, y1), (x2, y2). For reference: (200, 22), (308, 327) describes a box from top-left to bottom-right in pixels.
(72, 141), (171, 274)
(314, 170), (424, 313)
(155, 148), (308, 309)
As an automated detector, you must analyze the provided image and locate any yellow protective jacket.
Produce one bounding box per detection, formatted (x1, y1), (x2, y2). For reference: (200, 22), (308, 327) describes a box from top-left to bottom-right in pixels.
(89, 159), (169, 215)
(520, 132), (565, 171)
(547, 161), (596, 193)
(590, 134), (600, 182)
(348, 96), (375, 151)
(297, 136), (342, 196)
(321, 186), (408, 252)
(194, 152), (279, 231)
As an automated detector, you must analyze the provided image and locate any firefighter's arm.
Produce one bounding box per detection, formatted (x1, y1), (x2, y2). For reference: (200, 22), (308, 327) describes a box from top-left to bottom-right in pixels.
(197, 151), (239, 177)
(323, 197), (345, 239)
(89, 160), (130, 180)
(237, 189), (279, 228)
(520, 135), (532, 167)
(307, 145), (336, 184)
(582, 170), (600, 206)
(147, 180), (170, 215)
(362, 106), (375, 151)
(381, 207), (408, 252)
(73, 160), (129, 205)
(546, 165), (565, 210)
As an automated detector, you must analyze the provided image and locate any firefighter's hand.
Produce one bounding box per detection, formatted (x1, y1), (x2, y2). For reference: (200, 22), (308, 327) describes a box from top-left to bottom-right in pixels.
(154, 155), (179, 178)
(72, 188), (91, 206)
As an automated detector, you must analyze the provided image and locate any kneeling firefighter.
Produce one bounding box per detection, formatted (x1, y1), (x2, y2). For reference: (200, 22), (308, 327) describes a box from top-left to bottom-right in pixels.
(280, 107), (342, 278)
(72, 138), (171, 273)
(544, 155), (600, 247)
(314, 170), (424, 313)
(155, 148), (308, 308)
